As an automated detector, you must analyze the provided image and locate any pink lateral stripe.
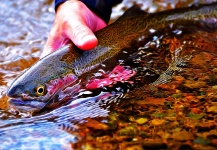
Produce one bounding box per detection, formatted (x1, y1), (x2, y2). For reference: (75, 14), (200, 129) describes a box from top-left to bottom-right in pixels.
(86, 65), (136, 89)
(46, 74), (77, 95)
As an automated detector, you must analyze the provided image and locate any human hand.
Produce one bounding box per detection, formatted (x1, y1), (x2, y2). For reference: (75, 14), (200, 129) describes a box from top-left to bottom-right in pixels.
(41, 0), (107, 57)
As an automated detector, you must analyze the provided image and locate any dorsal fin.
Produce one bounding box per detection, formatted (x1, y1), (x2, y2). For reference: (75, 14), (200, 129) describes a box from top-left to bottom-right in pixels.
(118, 4), (148, 20)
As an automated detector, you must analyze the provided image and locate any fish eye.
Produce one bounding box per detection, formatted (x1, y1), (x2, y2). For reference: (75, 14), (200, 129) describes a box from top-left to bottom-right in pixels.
(35, 85), (46, 96)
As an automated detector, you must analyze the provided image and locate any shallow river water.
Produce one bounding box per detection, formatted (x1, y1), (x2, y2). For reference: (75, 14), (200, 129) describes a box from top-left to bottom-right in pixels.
(1, 0), (217, 149)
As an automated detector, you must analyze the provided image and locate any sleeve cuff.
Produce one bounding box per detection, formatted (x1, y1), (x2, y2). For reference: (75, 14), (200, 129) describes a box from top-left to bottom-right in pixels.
(55, 0), (67, 11)
(54, 0), (123, 23)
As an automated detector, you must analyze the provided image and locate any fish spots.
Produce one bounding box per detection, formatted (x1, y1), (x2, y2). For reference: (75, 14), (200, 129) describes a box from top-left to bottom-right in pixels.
(60, 45), (79, 65)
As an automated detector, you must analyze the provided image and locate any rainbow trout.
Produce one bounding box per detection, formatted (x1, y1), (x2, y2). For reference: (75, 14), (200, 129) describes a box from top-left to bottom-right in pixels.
(7, 3), (217, 112)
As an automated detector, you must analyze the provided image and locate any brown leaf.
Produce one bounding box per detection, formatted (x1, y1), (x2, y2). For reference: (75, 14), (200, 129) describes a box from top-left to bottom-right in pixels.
(172, 131), (194, 141)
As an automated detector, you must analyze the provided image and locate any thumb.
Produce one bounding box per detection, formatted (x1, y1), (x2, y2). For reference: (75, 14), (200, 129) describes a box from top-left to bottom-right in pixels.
(66, 22), (98, 50)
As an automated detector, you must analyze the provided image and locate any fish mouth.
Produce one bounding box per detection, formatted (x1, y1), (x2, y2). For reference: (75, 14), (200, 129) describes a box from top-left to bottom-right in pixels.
(8, 98), (47, 112)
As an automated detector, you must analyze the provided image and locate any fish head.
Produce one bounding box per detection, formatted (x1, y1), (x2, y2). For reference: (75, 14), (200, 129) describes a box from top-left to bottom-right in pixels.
(7, 74), (48, 112)
(7, 44), (78, 112)
(7, 71), (78, 112)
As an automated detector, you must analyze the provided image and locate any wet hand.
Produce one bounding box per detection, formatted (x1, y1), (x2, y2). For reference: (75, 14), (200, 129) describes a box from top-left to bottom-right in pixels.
(41, 0), (106, 57)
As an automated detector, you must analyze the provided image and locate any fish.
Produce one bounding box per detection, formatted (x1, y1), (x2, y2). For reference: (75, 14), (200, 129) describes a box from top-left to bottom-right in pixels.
(7, 3), (217, 112)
